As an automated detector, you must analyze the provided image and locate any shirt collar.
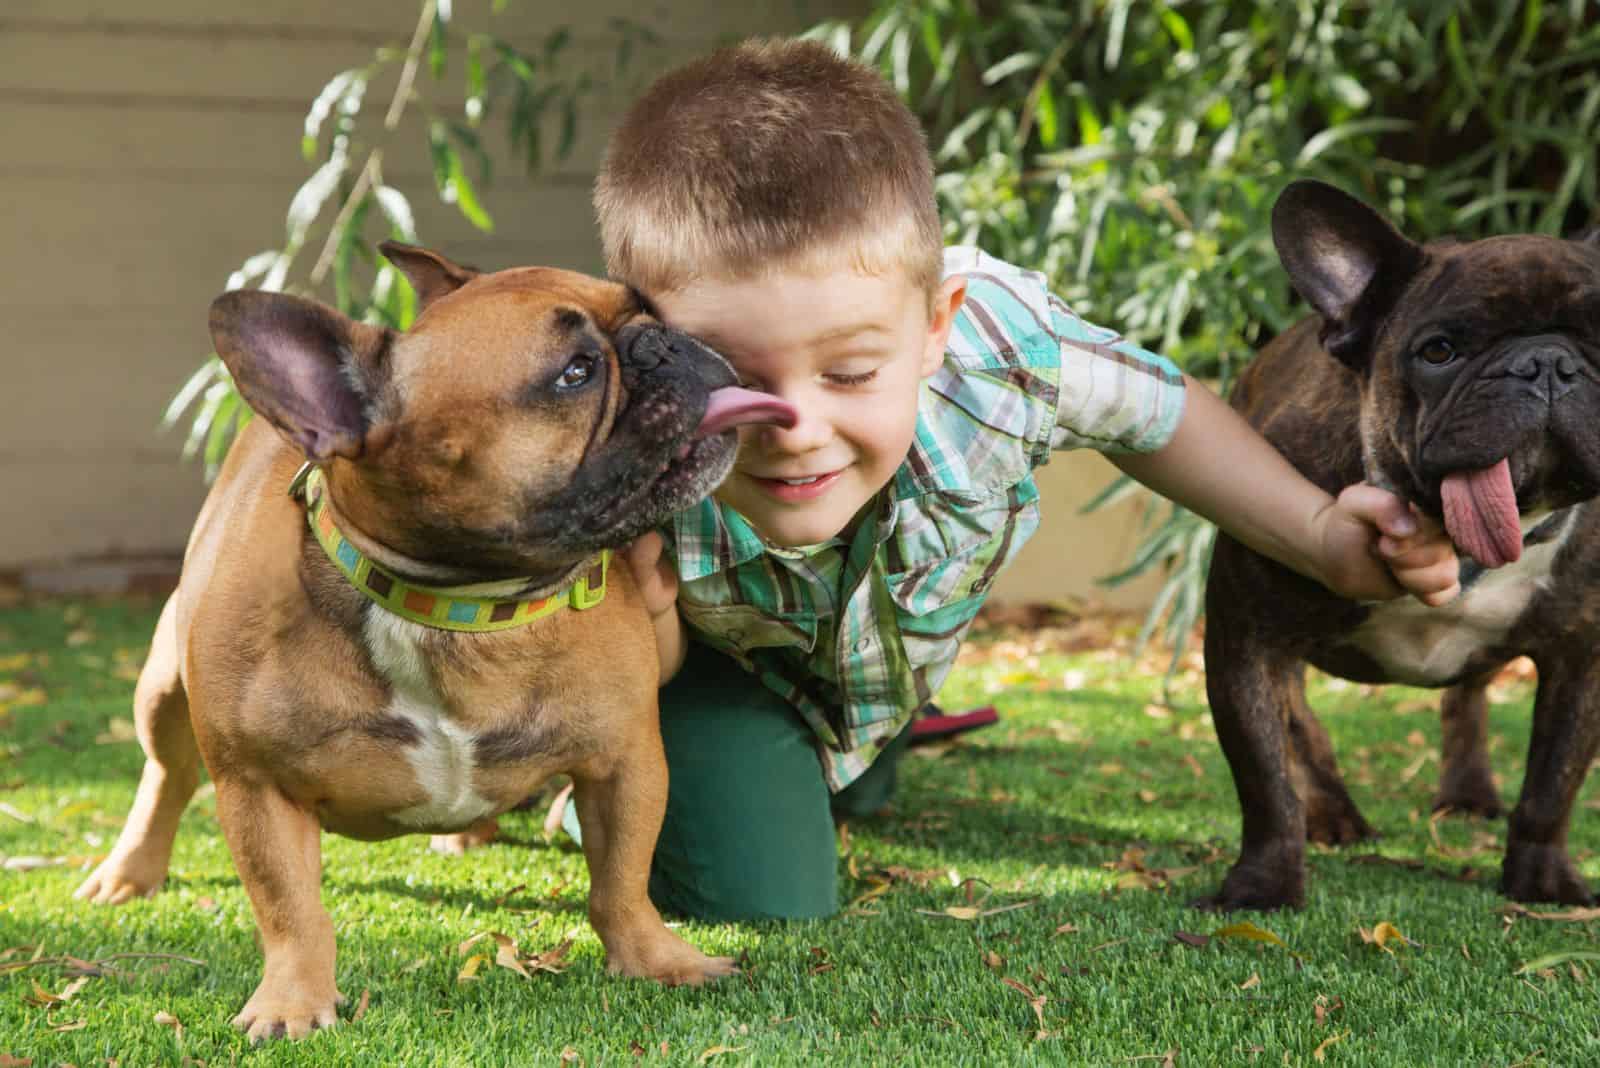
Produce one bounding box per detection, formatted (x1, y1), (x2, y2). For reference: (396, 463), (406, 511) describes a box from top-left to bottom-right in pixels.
(671, 493), (900, 581)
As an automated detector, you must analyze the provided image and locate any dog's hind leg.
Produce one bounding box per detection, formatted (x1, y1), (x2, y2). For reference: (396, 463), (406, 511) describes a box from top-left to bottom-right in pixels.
(1286, 691), (1376, 845)
(1434, 672), (1505, 818)
(76, 594), (202, 904)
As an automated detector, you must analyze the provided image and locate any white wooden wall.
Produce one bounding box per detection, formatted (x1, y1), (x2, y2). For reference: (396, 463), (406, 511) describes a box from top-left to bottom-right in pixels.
(0, 0), (856, 567)
(0, 0), (1162, 611)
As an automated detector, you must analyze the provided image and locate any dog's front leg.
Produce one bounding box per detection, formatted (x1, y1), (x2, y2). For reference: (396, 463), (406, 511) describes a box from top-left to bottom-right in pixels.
(571, 730), (738, 986)
(214, 775), (344, 1040)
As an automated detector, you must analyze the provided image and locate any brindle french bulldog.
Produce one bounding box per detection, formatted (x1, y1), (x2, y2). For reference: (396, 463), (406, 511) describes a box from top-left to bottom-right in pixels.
(75, 244), (795, 1039)
(1198, 180), (1600, 911)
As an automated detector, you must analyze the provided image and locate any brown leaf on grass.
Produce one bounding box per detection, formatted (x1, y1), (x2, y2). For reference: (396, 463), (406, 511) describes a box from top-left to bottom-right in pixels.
(561, 1048), (582, 1065)
(1182, 754), (1206, 778)
(456, 954), (486, 982)
(1173, 931), (1210, 948)
(352, 989), (370, 1023)
(24, 981), (60, 1007)
(153, 1010), (181, 1030)
(982, 950), (1006, 970)
(808, 947), (833, 976)
(528, 939), (574, 974)
(1357, 922), (1416, 954)
(0, 1055), (33, 1067)
(1312, 1030), (1349, 1061)
(698, 1046), (747, 1062)
(1313, 995), (1344, 1027)
(846, 877), (893, 910)
(1052, 923), (1079, 937)
(492, 884), (527, 909)
(48, 1019), (88, 1033)
(1212, 921), (1299, 958)
(915, 900), (1036, 921)
(1000, 977), (1050, 1040)
(492, 934), (531, 978)
(1238, 973), (1260, 990)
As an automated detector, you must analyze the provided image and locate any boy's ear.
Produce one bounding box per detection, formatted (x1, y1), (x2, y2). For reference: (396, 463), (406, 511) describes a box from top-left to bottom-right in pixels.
(209, 291), (391, 462)
(922, 277), (967, 376)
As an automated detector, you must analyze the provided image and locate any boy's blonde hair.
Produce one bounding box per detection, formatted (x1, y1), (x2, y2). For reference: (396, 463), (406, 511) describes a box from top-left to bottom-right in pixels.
(595, 38), (943, 300)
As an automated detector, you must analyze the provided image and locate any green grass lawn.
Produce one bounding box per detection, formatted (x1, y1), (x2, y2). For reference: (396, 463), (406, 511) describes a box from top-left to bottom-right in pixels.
(2, 596), (1598, 1066)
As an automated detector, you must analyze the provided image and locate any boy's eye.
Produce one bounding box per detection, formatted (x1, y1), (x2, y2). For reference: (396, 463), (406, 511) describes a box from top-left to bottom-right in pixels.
(826, 370), (878, 387)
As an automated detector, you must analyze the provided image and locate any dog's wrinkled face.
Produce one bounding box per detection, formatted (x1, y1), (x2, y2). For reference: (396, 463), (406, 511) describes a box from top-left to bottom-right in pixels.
(1272, 181), (1600, 567)
(210, 245), (789, 582)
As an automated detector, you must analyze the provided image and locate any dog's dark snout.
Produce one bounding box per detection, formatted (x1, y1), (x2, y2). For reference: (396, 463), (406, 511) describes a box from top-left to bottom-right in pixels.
(1505, 337), (1582, 383)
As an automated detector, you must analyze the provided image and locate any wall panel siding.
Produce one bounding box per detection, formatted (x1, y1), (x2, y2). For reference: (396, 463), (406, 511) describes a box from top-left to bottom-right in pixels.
(2, 0), (1162, 613)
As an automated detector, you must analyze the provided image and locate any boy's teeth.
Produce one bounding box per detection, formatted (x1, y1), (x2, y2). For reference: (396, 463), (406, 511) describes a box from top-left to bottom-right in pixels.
(779, 475), (821, 485)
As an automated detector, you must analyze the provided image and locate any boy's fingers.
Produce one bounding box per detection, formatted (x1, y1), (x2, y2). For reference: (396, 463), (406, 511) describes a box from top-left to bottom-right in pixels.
(1338, 483), (1417, 537)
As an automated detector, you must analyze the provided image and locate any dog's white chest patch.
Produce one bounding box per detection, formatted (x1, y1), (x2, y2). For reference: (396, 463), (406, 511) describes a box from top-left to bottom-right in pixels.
(363, 613), (497, 830)
(1345, 515), (1568, 686)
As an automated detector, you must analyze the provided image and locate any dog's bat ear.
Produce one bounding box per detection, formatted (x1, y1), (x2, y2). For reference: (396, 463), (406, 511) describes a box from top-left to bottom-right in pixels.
(209, 291), (390, 462)
(1272, 180), (1425, 369)
(378, 241), (480, 313)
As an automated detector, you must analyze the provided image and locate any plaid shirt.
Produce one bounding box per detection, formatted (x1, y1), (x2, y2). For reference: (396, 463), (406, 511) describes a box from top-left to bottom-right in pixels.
(668, 247), (1186, 791)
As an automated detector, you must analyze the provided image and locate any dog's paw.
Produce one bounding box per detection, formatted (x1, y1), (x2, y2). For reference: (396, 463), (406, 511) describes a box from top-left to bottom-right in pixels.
(232, 979), (345, 1043)
(1432, 765), (1505, 820)
(1502, 842), (1595, 905)
(73, 853), (166, 905)
(605, 932), (740, 987)
(1190, 857), (1305, 913)
(429, 817), (500, 856)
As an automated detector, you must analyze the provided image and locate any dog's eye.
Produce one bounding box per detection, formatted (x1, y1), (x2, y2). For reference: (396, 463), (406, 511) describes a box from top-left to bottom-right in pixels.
(1418, 338), (1457, 366)
(557, 354), (596, 390)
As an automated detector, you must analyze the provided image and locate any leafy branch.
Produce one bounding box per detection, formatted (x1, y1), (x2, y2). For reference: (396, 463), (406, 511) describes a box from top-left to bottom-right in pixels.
(167, 0), (657, 477)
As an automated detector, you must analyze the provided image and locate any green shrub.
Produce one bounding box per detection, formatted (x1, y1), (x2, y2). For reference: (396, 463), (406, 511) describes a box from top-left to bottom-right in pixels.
(811, 0), (1600, 674)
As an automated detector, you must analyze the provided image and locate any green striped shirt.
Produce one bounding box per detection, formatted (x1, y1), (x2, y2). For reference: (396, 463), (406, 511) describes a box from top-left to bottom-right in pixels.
(668, 247), (1186, 791)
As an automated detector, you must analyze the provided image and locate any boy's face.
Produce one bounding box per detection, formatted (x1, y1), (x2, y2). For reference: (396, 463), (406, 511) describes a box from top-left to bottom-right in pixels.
(654, 265), (965, 547)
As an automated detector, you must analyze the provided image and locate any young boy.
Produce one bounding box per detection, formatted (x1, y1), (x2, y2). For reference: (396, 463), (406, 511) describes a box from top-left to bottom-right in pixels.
(595, 38), (1459, 921)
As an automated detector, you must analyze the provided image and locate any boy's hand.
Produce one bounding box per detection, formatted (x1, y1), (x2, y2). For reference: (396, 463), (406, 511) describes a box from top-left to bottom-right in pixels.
(622, 531), (688, 682)
(623, 531), (679, 618)
(1313, 484), (1461, 606)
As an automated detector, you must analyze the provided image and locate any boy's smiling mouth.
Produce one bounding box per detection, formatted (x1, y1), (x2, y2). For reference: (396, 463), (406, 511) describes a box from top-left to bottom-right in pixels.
(745, 468), (845, 501)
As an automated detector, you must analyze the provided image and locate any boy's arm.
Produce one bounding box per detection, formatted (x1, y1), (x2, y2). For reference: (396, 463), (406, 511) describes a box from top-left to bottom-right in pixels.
(622, 532), (688, 683)
(1111, 375), (1461, 606)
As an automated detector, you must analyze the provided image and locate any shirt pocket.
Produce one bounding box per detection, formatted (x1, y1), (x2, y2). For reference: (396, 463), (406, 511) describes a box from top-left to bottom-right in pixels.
(677, 601), (818, 656)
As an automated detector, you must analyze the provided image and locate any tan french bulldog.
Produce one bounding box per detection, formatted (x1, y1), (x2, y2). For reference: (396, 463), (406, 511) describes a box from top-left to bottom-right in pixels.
(75, 244), (794, 1040)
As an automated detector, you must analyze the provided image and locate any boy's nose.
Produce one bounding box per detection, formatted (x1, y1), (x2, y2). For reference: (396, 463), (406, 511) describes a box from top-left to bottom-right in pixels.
(758, 398), (830, 454)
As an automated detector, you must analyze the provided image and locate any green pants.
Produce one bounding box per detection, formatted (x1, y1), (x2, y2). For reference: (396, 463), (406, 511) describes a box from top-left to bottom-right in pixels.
(642, 640), (910, 922)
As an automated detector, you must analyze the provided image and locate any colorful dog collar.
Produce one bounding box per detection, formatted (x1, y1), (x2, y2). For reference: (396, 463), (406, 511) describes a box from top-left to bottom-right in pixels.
(292, 463), (608, 632)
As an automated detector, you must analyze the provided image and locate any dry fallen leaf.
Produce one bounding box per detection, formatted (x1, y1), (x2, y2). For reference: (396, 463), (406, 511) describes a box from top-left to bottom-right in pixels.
(352, 989), (370, 1023)
(1357, 921), (1415, 954)
(1239, 973), (1260, 991)
(1173, 931), (1210, 948)
(1313, 1030), (1349, 1061)
(457, 954), (486, 982)
(698, 1046), (748, 1063)
(48, 1019), (88, 1033)
(1212, 921), (1298, 958)
(154, 1010), (181, 1028)
(0, 1055), (33, 1067)
(492, 933), (531, 978)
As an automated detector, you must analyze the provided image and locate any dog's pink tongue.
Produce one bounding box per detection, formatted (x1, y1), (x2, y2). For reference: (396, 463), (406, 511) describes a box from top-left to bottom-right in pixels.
(694, 386), (797, 438)
(1440, 458), (1522, 568)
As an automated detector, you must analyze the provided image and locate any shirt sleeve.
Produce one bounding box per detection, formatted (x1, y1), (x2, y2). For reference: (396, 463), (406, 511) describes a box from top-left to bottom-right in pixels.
(1046, 292), (1187, 454)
